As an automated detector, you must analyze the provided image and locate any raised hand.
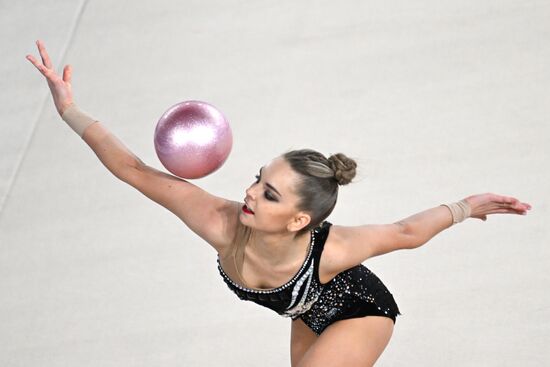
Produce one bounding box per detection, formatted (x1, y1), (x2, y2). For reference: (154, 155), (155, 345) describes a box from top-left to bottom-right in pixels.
(26, 40), (73, 116)
(464, 193), (532, 221)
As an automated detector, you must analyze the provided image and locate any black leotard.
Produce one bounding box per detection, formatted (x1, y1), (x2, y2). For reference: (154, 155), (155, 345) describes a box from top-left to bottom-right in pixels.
(217, 221), (401, 335)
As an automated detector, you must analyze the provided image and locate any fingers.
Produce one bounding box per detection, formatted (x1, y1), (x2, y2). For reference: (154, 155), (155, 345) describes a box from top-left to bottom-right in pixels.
(36, 40), (54, 69)
(497, 194), (516, 205)
(26, 54), (51, 77)
(26, 40), (56, 77)
(491, 207), (528, 215)
(63, 64), (72, 83)
(494, 194), (531, 211)
(508, 199), (531, 211)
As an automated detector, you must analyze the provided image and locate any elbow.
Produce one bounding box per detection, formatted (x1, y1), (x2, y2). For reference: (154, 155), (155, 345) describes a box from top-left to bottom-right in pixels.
(402, 234), (424, 250)
(397, 221), (424, 250)
(405, 239), (426, 250)
(116, 160), (143, 184)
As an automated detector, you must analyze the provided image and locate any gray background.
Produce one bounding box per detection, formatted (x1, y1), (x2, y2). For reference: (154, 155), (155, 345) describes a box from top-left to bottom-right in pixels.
(1, 0), (549, 366)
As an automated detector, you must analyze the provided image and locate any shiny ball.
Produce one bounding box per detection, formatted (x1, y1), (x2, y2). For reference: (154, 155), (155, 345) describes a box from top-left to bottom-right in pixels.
(154, 100), (232, 179)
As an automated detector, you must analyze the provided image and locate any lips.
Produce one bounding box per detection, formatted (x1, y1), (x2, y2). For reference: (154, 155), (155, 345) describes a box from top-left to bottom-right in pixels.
(242, 203), (255, 215)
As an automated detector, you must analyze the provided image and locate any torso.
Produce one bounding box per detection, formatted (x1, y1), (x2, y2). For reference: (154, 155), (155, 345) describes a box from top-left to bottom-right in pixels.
(217, 221), (402, 335)
(217, 226), (340, 290)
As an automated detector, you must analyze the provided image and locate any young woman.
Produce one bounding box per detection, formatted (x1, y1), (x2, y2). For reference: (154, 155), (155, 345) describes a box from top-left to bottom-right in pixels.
(27, 40), (531, 367)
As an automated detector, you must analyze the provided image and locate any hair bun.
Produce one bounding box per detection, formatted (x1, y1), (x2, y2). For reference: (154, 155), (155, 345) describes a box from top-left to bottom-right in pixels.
(328, 153), (357, 185)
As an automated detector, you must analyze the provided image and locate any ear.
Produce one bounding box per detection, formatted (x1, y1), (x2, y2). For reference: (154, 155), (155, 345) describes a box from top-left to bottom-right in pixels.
(287, 212), (311, 233)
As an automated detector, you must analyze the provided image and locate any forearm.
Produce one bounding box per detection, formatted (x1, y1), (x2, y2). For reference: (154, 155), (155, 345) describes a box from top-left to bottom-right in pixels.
(81, 122), (144, 182)
(60, 103), (144, 181)
(399, 205), (456, 249)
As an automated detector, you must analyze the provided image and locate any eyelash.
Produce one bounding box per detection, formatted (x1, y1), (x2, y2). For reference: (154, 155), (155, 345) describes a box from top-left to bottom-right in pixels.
(254, 174), (276, 201)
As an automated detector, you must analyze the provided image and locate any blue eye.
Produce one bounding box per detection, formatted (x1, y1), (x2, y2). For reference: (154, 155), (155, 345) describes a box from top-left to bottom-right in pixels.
(254, 174), (260, 183)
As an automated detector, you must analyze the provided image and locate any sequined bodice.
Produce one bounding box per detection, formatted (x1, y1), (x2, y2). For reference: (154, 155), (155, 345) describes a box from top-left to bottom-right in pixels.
(216, 221), (330, 319)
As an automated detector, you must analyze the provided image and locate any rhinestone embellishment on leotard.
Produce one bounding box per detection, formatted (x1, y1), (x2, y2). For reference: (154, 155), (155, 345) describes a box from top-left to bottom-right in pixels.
(216, 230), (317, 294)
(299, 265), (401, 335)
(281, 258), (321, 318)
(215, 222), (401, 336)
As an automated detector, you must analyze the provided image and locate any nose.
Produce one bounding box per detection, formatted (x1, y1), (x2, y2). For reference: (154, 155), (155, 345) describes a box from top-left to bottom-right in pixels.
(245, 186), (256, 201)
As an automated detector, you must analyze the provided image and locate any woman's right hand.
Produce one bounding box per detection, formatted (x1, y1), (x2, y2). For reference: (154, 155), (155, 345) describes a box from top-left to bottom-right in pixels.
(26, 40), (74, 116)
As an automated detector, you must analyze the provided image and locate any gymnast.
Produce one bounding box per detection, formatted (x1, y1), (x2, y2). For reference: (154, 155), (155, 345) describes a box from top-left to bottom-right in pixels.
(27, 40), (531, 366)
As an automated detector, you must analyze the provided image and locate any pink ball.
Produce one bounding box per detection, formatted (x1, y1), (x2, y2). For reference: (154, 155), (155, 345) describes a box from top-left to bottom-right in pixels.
(154, 100), (232, 179)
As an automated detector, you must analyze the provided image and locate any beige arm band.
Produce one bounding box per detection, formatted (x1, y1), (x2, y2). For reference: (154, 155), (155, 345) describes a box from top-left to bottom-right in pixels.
(440, 199), (471, 224)
(61, 103), (99, 137)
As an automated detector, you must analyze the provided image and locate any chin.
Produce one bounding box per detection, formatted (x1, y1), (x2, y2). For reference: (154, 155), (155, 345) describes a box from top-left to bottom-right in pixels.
(238, 211), (253, 225)
(238, 213), (246, 224)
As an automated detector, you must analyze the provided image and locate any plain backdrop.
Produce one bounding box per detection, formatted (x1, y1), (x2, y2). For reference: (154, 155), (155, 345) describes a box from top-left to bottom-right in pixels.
(1, 1), (549, 366)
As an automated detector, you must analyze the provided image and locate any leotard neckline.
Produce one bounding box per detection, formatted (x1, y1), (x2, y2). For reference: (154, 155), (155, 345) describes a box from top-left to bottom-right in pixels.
(216, 226), (318, 294)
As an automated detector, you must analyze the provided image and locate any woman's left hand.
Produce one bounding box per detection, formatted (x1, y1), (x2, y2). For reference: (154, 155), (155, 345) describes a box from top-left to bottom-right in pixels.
(464, 193), (532, 221)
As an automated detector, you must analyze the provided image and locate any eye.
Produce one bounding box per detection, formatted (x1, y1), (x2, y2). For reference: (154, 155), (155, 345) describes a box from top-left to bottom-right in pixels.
(254, 173), (277, 202)
(264, 191), (276, 201)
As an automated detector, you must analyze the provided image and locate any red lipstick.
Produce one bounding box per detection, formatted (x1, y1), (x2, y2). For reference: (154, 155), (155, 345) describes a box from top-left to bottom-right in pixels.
(242, 204), (254, 215)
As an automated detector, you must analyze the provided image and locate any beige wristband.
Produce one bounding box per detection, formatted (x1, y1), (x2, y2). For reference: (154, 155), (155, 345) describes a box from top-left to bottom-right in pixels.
(61, 104), (98, 137)
(440, 199), (471, 224)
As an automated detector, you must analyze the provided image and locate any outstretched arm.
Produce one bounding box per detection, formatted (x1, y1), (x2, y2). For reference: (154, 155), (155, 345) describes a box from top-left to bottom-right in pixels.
(26, 40), (239, 254)
(396, 193), (531, 249)
(324, 193), (532, 276)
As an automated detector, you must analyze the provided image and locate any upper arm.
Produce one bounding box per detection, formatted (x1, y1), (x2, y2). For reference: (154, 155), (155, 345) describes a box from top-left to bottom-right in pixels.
(123, 164), (238, 255)
(325, 223), (415, 274)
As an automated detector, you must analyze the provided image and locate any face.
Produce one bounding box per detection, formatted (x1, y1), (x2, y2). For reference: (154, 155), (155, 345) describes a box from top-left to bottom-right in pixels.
(240, 156), (311, 234)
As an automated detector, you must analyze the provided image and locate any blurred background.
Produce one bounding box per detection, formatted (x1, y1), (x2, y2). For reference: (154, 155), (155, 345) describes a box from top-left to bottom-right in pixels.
(1, 0), (548, 365)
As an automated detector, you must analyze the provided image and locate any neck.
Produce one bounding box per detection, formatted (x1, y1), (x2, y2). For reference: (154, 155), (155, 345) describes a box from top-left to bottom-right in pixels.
(247, 228), (312, 266)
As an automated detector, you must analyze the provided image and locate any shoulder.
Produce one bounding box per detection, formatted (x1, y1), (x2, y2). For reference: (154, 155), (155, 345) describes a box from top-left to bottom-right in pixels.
(317, 223), (352, 284)
(320, 222), (350, 252)
(319, 222), (412, 281)
(213, 200), (244, 257)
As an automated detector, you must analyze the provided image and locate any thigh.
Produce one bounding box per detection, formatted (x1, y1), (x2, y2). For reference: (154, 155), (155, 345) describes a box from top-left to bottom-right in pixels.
(297, 316), (394, 367)
(291, 318), (318, 367)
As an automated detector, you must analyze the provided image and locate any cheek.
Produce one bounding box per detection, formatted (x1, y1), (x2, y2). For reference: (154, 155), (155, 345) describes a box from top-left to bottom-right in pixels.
(257, 202), (293, 222)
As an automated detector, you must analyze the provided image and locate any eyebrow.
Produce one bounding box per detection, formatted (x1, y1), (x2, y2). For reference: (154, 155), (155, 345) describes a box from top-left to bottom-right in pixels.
(259, 167), (282, 197)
